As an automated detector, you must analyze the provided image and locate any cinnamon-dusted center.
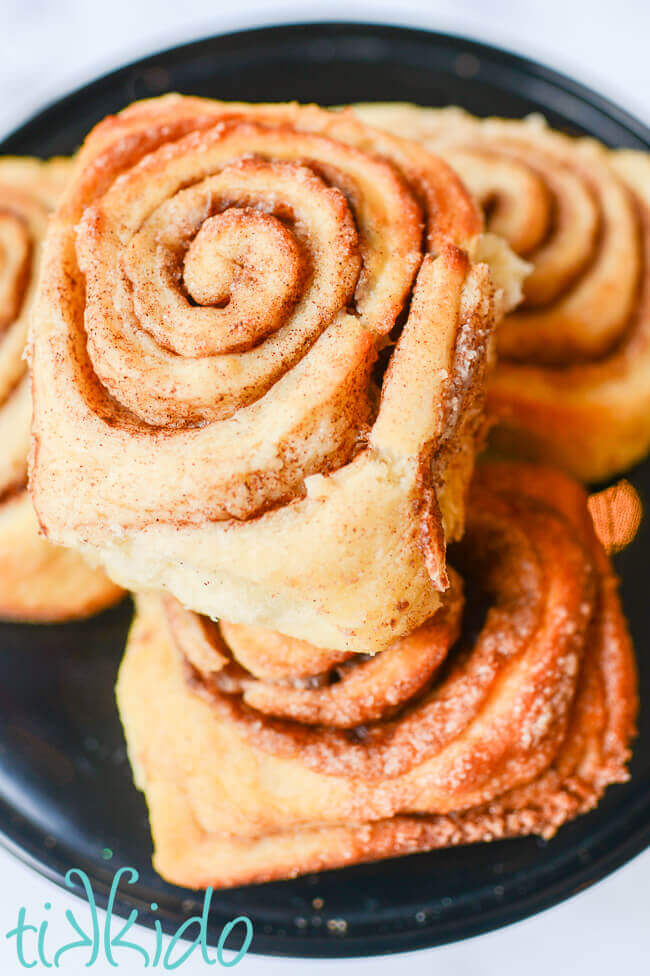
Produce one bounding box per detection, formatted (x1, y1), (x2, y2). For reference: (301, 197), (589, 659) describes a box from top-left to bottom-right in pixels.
(182, 208), (306, 353)
(105, 152), (364, 418)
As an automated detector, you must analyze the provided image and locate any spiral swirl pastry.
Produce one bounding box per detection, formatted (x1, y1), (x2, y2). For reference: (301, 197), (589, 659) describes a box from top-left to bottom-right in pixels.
(29, 96), (512, 652)
(0, 157), (122, 621)
(117, 462), (636, 888)
(354, 105), (650, 481)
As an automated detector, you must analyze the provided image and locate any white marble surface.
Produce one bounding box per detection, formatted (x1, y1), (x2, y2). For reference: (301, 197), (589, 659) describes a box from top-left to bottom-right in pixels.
(0, 0), (648, 972)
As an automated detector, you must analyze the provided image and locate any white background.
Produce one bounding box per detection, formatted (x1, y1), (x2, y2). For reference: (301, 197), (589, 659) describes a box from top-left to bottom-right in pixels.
(0, 0), (649, 972)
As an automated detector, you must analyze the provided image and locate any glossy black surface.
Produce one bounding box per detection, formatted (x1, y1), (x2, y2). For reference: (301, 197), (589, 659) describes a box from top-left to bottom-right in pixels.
(0, 23), (648, 958)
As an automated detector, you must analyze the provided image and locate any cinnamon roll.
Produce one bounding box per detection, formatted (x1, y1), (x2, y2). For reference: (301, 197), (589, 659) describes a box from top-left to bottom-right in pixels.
(0, 157), (122, 621)
(354, 105), (650, 481)
(29, 96), (523, 652)
(116, 462), (636, 888)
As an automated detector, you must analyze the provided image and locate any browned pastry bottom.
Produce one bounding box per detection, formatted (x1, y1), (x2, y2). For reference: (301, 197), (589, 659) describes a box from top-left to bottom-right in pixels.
(117, 462), (637, 888)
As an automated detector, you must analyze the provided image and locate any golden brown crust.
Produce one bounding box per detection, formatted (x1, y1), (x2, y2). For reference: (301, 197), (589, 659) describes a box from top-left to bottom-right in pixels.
(353, 105), (650, 481)
(0, 490), (123, 622)
(588, 480), (643, 554)
(116, 462), (636, 888)
(0, 157), (122, 622)
(30, 96), (506, 651)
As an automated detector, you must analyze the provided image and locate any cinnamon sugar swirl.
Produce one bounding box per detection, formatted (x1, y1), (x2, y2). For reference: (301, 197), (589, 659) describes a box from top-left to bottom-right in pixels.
(354, 105), (650, 481)
(0, 158), (122, 621)
(116, 463), (636, 888)
(29, 96), (522, 652)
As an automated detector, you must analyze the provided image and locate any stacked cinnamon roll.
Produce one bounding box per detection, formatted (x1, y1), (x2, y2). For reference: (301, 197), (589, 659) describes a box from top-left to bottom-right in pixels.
(26, 96), (640, 888)
(29, 96), (514, 652)
(117, 463), (636, 887)
(355, 105), (650, 481)
(0, 157), (122, 621)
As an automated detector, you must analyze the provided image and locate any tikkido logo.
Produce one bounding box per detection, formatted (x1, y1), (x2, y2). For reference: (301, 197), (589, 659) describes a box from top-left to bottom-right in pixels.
(6, 866), (253, 970)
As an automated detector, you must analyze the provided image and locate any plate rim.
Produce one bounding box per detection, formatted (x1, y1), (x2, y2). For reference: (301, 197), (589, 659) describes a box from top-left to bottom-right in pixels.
(1, 21), (649, 154)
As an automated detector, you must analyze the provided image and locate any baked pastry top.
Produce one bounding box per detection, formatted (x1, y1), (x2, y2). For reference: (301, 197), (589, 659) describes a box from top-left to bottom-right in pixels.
(29, 96), (524, 651)
(354, 105), (650, 481)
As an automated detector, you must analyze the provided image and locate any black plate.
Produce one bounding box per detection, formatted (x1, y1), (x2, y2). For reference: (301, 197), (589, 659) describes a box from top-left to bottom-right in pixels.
(0, 22), (648, 959)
